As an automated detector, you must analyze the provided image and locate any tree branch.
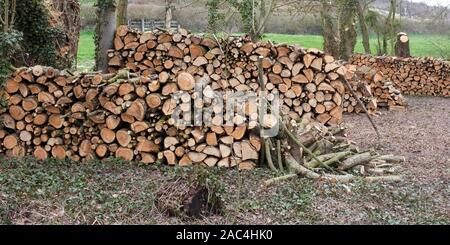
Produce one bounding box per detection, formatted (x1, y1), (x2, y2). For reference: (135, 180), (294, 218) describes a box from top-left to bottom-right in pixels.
(0, 0), (7, 27)
(174, 0), (198, 10)
(0, 14), (5, 26)
(256, 0), (277, 35)
(10, 0), (16, 27)
(339, 73), (380, 138)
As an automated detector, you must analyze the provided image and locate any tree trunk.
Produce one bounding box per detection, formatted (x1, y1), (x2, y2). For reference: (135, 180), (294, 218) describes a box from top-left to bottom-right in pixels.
(3, 0), (10, 32)
(253, 0), (276, 42)
(47, 0), (81, 70)
(390, 0), (396, 55)
(116, 0), (128, 28)
(1, 0), (17, 32)
(248, 0), (264, 41)
(394, 32), (410, 57)
(382, 0), (395, 55)
(95, 1), (116, 72)
(356, 0), (370, 54)
(376, 31), (382, 55)
(321, 0), (339, 57)
(165, 0), (173, 29)
(338, 0), (357, 60)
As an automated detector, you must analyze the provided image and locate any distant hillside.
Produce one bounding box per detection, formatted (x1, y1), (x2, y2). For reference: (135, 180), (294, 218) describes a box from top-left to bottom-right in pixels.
(371, 0), (449, 21)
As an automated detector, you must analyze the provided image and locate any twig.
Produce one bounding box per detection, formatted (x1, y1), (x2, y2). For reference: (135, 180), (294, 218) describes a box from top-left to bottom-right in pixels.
(0, 11), (5, 26)
(212, 34), (224, 55)
(365, 175), (402, 182)
(257, 56), (266, 167)
(304, 151), (353, 169)
(9, 66), (29, 74)
(8, 64), (18, 71)
(276, 139), (283, 172)
(155, 27), (168, 32)
(265, 139), (278, 172)
(263, 173), (297, 187)
(64, 69), (75, 76)
(10, 0), (16, 27)
(79, 70), (102, 76)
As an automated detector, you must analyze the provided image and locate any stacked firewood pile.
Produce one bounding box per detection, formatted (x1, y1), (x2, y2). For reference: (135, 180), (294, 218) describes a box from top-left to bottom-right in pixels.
(350, 54), (450, 97)
(0, 67), (266, 168)
(108, 25), (345, 125)
(342, 64), (407, 114)
(0, 66), (406, 180)
(0, 26), (408, 179)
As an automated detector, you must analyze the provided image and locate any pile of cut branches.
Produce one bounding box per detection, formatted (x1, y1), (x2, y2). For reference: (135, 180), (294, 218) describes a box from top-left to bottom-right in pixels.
(262, 119), (404, 186)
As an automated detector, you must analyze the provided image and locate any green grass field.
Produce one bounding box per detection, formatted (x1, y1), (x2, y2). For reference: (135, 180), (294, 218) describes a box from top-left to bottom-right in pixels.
(77, 30), (450, 70)
(263, 33), (450, 59)
(77, 30), (95, 71)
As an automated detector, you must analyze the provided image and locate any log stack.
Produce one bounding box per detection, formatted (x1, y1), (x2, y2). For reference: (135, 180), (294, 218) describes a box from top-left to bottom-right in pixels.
(342, 64), (407, 114)
(108, 25), (345, 125)
(350, 54), (450, 97)
(0, 67), (264, 169)
(0, 26), (354, 169)
(0, 27), (413, 175)
(0, 66), (405, 175)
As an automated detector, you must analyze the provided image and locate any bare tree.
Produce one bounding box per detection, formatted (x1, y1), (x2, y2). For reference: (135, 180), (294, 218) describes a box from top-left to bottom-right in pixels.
(382, 0), (396, 54)
(165, 0), (175, 29)
(365, 9), (383, 55)
(116, 0), (128, 27)
(95, 0), (116, 72)
(0, 0), (17, 32)
(320, 0), (339, 57)
(318, 0), (358, 59)
(47, 0), (81, 69)
(207, 0), (277, 41)
(338, 0), (357, 60)
(356, 0), (370, 54)
(389, 0), (396, 54)
(247, 0), (277, 41)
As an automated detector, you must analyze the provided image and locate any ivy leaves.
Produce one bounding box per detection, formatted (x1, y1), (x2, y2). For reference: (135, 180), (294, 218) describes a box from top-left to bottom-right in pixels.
(14, 0), (66, 68)
(206, 0), (225, 33)
(0, 30), (22, 86)
(206, 0), (266, 41)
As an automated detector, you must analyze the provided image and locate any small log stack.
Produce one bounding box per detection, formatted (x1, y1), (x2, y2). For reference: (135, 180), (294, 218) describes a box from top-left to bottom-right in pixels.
(108, 25), (345, 125)
(342, 64), (407, 114)
(350, 54), (450, 97)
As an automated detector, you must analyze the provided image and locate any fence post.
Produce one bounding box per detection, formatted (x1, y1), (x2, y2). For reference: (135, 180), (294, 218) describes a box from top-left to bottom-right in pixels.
(141, 18), (145, 32)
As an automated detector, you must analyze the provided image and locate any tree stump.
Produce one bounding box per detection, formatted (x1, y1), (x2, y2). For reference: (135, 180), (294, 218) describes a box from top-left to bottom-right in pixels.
(155, 177), (222, 218)
(395, 32), (410, 58)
